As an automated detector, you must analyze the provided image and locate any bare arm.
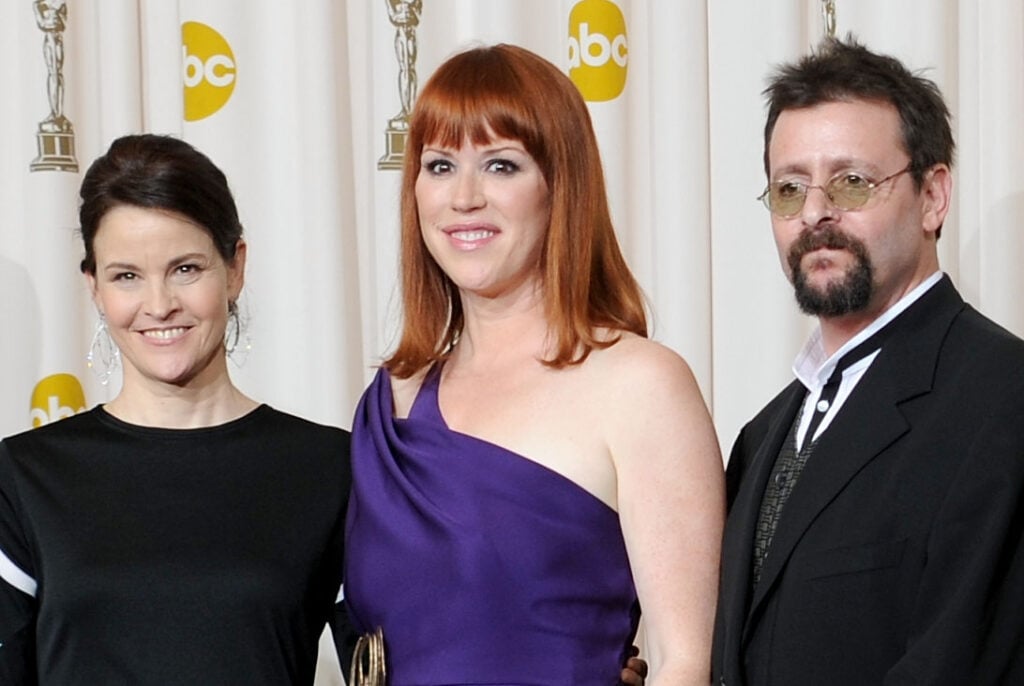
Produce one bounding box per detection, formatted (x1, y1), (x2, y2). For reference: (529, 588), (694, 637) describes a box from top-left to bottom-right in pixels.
(606, 340), (724, 686)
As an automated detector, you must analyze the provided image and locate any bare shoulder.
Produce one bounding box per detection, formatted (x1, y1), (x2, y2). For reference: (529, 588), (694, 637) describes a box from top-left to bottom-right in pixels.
(589, 332), (701, 400)
(587, 332), (720, 468)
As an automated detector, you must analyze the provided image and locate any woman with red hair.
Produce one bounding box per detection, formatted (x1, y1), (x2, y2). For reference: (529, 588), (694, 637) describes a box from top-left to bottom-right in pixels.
(345, 44), (723, 686)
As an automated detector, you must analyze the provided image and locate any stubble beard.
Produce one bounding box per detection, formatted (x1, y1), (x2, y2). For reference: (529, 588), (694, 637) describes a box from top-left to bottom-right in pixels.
(787, 225), (873, 318)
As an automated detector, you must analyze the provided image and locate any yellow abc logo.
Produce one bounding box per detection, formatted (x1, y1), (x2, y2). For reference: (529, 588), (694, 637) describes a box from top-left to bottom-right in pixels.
(568, 0), (628, 102)
(182, 21), (237, 122)
(30, 374), (86, 428)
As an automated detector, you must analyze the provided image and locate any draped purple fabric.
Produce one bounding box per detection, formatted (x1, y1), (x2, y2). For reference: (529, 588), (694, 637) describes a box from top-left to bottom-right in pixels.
(345, 366), (639, 685)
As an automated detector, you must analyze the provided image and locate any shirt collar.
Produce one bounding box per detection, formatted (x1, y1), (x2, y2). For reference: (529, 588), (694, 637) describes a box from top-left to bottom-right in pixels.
(793, 271), (944, 390)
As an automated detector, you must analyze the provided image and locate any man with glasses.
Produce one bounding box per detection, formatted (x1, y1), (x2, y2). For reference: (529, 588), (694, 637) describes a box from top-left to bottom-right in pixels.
(712, 36), (1024, 685)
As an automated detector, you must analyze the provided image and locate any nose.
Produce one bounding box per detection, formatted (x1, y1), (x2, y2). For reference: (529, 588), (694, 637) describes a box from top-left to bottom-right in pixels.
(143, 280), (179, 319)
(799, 184), (839, 228)
(451, 170), (484, 212)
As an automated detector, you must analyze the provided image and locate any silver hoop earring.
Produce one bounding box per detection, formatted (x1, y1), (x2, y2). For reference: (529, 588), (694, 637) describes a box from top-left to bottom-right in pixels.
(225, 302), (251, 366)
(87, 315), (121, 385)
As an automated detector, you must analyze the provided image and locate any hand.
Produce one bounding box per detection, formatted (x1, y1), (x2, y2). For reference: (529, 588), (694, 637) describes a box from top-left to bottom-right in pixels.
(620, 645), (649, 686)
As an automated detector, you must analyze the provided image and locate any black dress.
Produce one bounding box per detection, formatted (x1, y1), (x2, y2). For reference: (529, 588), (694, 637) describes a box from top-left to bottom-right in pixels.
(0, 405), (352, 685)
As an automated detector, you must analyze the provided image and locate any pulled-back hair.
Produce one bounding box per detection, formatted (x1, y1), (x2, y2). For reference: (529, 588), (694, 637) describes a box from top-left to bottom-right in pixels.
(386, 43), (647, 378)
(763, 35), (955, 189)
(78, 134), (243, 274)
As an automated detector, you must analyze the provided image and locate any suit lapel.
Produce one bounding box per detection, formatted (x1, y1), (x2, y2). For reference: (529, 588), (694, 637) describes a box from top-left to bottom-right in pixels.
(746, 370), (909, 615)
(745, 276), (966, 624)
(719, 383), (805, 655)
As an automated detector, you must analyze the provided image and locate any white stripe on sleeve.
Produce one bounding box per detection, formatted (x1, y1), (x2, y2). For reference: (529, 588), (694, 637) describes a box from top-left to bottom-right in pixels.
(0, 546), (37, 597)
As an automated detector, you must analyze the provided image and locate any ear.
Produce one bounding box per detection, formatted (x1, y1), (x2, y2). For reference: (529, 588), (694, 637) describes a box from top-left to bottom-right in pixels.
(85, 271), (101, 310)
(227, 239), (247, 300)
(920, 164), (952, 237)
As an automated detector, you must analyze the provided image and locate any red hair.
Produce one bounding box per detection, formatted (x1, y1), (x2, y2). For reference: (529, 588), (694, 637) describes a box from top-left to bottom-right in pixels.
(386, 44), (647, 378)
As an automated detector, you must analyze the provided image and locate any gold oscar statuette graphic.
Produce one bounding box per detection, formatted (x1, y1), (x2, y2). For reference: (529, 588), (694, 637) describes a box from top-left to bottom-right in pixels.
(30, 0), (78, 172)
(378, 0), (422, 170)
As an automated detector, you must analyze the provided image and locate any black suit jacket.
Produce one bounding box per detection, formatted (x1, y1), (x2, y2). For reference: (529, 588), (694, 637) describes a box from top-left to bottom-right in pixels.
(712, 276), (1024, 685)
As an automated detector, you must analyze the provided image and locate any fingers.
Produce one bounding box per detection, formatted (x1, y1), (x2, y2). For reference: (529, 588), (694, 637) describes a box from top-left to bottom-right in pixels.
(620, 667), (642, 686)
(627, 656), (649, 678)
(619, 656), (649, 686)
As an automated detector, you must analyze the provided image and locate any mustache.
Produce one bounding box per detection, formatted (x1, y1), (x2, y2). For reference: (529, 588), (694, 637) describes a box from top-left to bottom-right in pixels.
(787, 225), (867, 272)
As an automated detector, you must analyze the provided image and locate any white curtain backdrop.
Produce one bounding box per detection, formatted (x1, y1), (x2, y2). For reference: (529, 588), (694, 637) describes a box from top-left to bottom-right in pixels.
(2, 1), (1022, 682)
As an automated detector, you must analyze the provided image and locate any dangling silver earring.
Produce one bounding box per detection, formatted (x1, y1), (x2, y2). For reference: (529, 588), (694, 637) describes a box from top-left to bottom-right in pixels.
(87, 314), (121, 385)
(225, 301), (251, 366)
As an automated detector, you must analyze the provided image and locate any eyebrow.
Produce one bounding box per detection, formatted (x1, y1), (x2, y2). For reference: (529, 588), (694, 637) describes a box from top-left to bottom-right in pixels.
(100, 253), (211, 271)
(423, 143), (527, 156)
(771, 157), (882, 180)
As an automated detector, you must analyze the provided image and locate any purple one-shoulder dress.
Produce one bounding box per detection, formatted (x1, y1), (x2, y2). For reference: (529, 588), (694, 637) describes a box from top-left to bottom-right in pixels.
(344, 366), (639, 685)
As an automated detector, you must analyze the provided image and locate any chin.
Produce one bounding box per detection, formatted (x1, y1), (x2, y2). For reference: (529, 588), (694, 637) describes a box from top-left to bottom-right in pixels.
(130, 358), (210, 387)
(153, 370), (201, 387)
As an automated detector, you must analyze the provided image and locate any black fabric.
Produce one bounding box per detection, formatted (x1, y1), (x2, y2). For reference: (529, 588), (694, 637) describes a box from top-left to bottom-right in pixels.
(752, 324), (895, 587)
(713, 276), (1024, 685)
(0, 405), (352, 685)
(802, 322), (898, 444)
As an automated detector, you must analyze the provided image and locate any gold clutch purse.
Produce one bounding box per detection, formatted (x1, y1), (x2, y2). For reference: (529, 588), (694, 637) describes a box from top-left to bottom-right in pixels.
(348, 626), (386, 686)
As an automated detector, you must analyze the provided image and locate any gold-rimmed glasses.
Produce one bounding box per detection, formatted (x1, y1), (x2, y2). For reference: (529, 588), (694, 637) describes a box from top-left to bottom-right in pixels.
(758, 165), (912, 218)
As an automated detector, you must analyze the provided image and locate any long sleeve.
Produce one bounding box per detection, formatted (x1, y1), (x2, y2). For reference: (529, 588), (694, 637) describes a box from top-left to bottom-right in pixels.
(0, 441), (39, 685)
(331, 599), (359, 677)
(884, 385), (1024, 685)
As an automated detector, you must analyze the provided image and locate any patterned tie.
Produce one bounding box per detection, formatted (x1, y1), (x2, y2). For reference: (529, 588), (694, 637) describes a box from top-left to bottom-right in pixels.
(752, 419), (806, 586)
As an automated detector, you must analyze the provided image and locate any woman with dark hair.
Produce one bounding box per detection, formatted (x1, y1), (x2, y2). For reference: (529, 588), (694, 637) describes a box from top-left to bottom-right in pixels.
(344, 44), (724, 685)
(0, 134), (353, 684)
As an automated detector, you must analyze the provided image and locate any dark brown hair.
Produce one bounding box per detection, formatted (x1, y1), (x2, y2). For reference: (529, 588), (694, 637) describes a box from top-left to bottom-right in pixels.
(79, 134), (244, 274)
(763, 35), (955, 188)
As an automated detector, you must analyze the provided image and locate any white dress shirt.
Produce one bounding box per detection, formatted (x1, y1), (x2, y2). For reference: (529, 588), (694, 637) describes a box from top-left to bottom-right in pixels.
(792, 271), (944, 450)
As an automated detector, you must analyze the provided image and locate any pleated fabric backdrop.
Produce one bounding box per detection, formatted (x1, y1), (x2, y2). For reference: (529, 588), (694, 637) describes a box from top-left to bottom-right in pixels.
(2, 1), (1022, 682)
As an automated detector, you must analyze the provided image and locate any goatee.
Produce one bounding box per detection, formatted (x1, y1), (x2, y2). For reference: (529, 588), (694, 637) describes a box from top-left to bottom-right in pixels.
(788, 225), (873, 317)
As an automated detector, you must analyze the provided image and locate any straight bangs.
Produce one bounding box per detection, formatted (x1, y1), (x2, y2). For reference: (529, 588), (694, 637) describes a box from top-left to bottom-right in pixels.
(388, 43), (647, 376)
(409, 55), (550, 179)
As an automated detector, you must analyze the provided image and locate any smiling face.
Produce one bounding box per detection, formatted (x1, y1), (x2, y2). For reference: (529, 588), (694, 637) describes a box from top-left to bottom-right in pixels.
(414, 135), (551, 302)
(86, 205), (245, 392)
(767, 99), (948, 329)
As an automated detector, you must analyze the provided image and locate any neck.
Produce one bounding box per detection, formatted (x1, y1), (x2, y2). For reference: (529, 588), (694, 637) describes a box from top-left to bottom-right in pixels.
(106, 365), (257, 429)
(818, 269), (939, 356)
(818, 314), (877, 357)
(452, 285), (551, 370)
